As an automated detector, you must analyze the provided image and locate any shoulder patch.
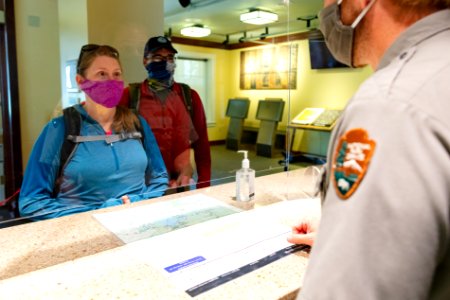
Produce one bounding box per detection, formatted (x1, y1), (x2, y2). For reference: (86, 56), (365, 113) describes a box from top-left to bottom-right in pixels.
(332, 128), (376, 200)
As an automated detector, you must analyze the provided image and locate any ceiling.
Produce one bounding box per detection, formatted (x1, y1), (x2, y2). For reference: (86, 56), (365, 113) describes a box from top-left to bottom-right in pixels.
(164, 0), (324, 45)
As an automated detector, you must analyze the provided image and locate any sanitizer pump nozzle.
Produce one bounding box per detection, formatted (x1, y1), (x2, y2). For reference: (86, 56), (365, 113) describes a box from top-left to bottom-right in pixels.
(238, 150), (250, 169)
(236, 150), (255, 201)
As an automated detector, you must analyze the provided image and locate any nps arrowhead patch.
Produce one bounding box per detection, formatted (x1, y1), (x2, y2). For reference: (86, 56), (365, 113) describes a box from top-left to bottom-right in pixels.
(332, 128), (376, 200)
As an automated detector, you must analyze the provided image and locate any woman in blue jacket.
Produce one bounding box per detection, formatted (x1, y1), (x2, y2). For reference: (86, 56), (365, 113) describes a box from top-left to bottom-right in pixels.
(19, 44), (169, 220)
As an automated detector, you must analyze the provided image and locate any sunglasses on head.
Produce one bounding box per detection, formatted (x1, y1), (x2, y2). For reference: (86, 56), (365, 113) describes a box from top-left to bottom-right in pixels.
(76, 44), (119, 73)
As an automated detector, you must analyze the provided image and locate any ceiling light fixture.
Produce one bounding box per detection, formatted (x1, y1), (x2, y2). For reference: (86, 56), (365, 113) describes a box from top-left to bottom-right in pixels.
(240, 9), (278, 25)
(180, 24), (211, 37)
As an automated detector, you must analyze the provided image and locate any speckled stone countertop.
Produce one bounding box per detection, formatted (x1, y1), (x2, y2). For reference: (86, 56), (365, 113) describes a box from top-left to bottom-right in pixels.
(0, 168), (321, 299)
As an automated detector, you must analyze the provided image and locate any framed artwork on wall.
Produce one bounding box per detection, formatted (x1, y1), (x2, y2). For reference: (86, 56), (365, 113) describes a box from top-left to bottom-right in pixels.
(240, 44), (298, 90)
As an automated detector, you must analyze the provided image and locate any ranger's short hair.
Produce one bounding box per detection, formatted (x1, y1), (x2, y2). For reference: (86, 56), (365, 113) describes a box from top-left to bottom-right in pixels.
(397, 0), (450, 9)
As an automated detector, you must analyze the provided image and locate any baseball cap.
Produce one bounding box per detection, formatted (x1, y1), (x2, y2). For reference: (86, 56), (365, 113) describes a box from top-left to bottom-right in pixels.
(144, 36), (178, 57)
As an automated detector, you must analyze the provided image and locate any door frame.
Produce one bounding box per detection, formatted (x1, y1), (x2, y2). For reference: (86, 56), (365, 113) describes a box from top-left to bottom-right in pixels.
(0, 0), (23, 213)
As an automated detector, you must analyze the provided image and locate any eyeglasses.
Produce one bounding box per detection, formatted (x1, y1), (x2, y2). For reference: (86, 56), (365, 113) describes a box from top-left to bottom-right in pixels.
(76, 44), (120, 73)
(148, 54), (176, 62)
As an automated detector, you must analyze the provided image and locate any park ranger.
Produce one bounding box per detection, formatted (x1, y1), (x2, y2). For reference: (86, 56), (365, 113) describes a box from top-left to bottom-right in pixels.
(288, 0), (450, 299)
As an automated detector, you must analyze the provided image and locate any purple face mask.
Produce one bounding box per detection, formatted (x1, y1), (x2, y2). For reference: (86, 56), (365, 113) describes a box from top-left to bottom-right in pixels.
(79, 79), (124, 108)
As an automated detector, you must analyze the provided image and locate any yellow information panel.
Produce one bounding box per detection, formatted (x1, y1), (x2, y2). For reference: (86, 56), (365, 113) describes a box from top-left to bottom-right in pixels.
(291, 108), (325, 125)
(291, 108), (342, 129)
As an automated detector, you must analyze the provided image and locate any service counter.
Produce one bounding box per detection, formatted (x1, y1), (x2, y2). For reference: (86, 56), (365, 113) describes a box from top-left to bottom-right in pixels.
(0, 168), (321, 299)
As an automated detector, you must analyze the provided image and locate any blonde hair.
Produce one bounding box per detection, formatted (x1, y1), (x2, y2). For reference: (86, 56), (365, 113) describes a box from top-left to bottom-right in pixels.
(113, 105), (141, 134)
(77, 44), (139, 133)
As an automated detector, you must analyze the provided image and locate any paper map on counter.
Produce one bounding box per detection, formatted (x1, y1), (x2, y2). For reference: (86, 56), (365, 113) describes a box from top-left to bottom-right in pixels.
(127, 198), (319, 297)
(93, 194), (242, 243)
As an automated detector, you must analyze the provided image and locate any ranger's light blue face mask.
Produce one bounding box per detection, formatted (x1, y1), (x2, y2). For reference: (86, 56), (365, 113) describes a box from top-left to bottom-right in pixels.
(318, 0), (377, 67)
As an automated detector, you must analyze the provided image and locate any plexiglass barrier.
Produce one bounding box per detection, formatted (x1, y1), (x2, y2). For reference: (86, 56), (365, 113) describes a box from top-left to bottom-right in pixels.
(1, 0), (366, 229)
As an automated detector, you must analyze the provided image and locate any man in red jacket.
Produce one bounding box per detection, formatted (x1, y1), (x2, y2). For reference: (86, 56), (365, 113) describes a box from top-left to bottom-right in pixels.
(120, 36), (211, 190)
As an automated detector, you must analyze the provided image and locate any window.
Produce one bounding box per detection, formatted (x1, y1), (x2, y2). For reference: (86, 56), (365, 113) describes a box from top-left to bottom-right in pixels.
(174, 55), (215, 125)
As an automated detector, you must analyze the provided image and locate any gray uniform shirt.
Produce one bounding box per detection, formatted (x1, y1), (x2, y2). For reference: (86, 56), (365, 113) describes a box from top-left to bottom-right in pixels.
(299, 9), (450, 300)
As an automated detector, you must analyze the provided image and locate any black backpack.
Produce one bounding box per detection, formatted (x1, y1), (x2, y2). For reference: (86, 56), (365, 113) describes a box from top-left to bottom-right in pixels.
(53, 106), (145, 197)
(128, 82), (194, 119)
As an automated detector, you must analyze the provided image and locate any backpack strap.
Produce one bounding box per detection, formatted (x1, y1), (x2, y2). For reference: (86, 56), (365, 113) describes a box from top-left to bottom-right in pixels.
(53, 107), (81, 197)
(128, 82), (142, 114)
(179, 83), (194, 120)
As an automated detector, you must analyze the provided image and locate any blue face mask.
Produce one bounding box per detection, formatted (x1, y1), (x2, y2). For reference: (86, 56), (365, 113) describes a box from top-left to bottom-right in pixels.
(145, 61), (175, 80)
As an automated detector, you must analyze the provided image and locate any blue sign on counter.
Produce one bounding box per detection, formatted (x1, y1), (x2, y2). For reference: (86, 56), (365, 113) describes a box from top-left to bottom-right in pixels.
(165, 256), (206, 273)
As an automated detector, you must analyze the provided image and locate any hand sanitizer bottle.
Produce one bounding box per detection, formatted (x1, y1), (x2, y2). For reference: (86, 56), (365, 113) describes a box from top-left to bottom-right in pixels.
(236, 150), (255, 201)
